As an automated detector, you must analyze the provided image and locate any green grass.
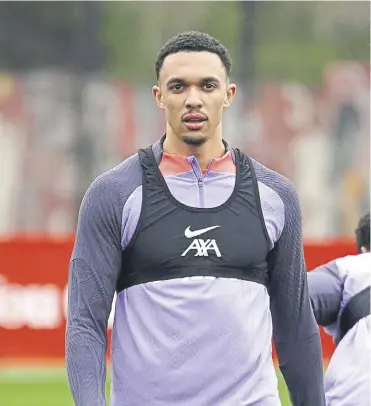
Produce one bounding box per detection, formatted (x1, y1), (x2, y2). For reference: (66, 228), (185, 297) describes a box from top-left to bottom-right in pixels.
(0, 367), (291, 406)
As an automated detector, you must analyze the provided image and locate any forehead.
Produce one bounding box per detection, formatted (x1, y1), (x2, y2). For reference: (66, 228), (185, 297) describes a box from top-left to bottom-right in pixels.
(160, 51), (226, 83)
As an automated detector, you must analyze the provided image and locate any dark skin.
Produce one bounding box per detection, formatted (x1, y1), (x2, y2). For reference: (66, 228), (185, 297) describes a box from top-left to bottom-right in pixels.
(153, 51), (236, 169)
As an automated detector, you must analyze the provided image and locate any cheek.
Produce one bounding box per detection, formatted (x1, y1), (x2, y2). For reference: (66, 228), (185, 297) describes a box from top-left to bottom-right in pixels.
(164, 98), (183, 120)
(208, 92), (225, 108)
(209, 97), (225, 120)
(164, 104), (177, 118)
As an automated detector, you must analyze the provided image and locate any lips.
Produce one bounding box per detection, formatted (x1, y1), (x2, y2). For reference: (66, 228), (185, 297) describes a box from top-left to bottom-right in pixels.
(183, 113), (206, 122)
(182, 113), (207, 131)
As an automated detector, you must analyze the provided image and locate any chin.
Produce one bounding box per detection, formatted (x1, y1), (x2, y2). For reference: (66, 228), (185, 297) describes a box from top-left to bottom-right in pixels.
(181, 133), (207, 146)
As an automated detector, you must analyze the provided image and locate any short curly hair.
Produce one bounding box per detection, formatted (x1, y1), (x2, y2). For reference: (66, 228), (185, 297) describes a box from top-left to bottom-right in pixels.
(155, 31), (232, 80)
(355, 212), (370, 252)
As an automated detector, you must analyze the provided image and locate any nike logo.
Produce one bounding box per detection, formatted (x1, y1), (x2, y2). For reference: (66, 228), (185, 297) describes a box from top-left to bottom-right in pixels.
(184, 225), (220, 239)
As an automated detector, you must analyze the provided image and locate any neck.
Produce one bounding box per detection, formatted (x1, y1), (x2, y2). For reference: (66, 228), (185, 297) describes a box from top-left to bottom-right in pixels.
(163, 131), (225, 170)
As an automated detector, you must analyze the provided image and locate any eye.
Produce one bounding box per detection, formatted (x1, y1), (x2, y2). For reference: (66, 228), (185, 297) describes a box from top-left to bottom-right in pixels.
(169, 84), (184, 92)
(203, 82), (216, 91)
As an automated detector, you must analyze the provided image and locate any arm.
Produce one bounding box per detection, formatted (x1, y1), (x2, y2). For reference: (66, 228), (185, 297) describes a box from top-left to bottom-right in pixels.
(66, 175), (123, 406)
(307, 260), (343, 327)
(267, 179), (325, 406)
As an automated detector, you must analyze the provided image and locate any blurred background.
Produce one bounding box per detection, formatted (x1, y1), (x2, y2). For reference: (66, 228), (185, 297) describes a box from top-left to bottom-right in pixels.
(0, 2), (369, 406)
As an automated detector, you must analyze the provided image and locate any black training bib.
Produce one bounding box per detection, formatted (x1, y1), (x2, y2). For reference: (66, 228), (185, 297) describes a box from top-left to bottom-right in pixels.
(117, 145), (271, 292)
(337, 286), (370, 343)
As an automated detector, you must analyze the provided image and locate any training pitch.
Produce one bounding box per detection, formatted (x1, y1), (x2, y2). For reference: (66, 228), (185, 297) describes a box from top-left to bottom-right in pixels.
(0, 366), (292, 406)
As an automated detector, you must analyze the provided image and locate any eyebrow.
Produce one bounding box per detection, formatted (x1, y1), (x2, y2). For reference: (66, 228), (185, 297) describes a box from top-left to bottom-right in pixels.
(166, 78), (186, 86)
(166, 76), (221, 86)
(201, 77), (220, 84)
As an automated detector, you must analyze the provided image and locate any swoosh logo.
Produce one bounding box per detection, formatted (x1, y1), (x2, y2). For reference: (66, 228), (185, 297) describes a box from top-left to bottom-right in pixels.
(184, 225), (220, 239)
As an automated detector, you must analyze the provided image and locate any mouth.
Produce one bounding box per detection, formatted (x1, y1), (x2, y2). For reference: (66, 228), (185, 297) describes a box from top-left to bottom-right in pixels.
(182, 113), (207, 131)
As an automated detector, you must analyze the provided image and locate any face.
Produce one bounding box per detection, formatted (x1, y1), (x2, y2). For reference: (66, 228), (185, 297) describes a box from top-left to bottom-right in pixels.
(153, 51), (236, 146)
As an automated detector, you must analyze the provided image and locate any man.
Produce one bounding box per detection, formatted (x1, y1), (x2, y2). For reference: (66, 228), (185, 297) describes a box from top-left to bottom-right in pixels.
(66, 31), (325, 406)
(308, 212), (370, 405)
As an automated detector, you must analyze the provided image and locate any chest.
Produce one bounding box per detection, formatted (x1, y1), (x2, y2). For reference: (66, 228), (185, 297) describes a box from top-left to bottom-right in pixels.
(117, 146), (270, 292)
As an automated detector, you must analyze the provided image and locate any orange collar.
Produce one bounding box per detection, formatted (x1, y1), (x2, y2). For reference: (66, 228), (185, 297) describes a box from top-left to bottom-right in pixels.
(159, 151), (236, 176)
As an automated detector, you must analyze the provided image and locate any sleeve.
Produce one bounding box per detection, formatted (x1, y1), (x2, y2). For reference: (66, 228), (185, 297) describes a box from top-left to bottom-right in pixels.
(267, 179), (325, 406)
(307, 260), (343, 327)
(65, 175), (123, 406)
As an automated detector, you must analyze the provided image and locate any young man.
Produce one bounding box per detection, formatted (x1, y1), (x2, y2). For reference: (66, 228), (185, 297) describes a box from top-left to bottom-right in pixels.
(66, 31), (325, 406)
(308, 213), (370, 405)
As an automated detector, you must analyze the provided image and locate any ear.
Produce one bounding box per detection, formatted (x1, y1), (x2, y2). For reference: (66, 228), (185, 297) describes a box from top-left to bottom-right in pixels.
(223, 83), (237, 108)
(153, 85), (165, 109)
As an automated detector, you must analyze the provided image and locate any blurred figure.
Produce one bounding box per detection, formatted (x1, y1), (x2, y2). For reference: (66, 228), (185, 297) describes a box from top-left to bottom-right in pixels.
(308, 213), (371, 406)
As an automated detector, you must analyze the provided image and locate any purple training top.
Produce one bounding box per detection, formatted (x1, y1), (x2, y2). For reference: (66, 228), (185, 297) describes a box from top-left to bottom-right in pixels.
(66, 139), (325, 406)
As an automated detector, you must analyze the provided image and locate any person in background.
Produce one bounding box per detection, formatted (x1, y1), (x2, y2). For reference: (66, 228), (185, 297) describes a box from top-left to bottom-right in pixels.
(308, 212), (370, 405)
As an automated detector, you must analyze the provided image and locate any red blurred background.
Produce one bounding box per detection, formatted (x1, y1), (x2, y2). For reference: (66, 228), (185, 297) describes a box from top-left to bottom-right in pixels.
(0, 237), (357, 362)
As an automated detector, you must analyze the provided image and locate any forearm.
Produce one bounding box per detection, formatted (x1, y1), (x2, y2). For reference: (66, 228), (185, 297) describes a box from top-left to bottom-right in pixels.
(66, 259), (116, 406)
(279, 302), (325, 406)
(66, 326), (108, 406)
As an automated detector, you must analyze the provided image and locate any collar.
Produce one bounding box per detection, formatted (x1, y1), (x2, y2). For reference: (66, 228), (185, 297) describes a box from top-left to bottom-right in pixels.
(152, 134), (236, 175)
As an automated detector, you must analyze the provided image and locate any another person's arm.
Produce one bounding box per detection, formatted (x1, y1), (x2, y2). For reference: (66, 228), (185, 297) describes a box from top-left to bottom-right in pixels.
(267, 177), (325, 406)
(66, 175), (123, 406)
(307, 260), (343, 327)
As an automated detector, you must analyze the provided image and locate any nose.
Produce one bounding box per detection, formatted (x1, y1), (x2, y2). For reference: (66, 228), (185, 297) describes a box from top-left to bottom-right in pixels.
(185, 87), (203, 109)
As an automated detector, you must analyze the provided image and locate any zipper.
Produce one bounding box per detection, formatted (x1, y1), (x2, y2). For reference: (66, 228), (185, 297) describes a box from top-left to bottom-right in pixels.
(190, 157), (205, 208)
(198, 177), (205, 208)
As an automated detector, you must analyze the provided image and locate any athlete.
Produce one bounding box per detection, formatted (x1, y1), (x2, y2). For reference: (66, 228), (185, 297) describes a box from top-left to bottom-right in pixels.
(308, 212), (370, 405)
(66, 31), (325, 406)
